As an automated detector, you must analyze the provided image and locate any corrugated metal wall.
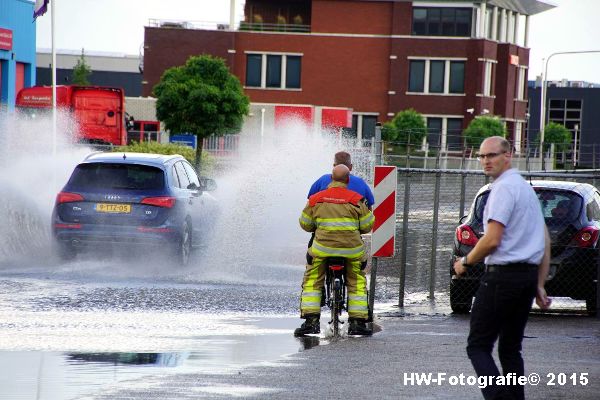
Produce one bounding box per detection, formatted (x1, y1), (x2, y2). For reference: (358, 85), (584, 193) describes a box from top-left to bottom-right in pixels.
(0, 0), (37, 109)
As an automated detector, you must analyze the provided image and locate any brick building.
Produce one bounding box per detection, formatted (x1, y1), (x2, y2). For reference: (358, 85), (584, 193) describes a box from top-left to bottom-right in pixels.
(142, 0), (555, 151)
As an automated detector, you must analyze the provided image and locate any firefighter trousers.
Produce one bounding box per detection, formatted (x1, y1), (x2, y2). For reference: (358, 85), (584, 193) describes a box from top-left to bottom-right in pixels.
(299, 256), (368, 320)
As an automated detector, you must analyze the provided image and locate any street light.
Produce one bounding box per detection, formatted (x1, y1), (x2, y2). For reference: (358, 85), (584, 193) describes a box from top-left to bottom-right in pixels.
(539, 50), (600, 146)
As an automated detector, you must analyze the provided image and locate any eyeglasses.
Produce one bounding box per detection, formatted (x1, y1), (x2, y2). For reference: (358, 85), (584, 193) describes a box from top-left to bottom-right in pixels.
(477, 151), (506, 160)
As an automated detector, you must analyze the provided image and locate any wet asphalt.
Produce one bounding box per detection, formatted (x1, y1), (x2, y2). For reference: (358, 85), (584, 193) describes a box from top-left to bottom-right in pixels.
(83, 309), (600, 400)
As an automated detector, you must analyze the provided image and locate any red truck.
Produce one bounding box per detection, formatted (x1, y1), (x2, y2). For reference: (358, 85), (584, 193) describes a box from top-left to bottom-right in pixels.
(16, 85), (127, 146)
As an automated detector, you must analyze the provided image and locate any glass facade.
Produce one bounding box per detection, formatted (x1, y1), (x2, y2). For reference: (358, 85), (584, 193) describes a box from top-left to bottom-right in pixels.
(412, 7), (472, 37)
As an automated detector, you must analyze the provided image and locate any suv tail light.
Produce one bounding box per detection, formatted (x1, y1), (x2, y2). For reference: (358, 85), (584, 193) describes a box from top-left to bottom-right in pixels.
(571, 226), (600, 248)
(56, 192), (84, 204)
(141, 196), (176, 208)
(456, 224), (479, 246)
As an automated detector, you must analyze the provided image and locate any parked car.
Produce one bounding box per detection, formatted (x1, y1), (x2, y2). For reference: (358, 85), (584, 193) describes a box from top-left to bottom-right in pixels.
(450, 180), (600, 315)
(52, 152), (218, 265)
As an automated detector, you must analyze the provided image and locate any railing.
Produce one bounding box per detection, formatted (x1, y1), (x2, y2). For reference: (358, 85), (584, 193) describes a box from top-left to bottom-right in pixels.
(238, 22), (310, 33)
(203, 134), (240, 157)
(372, 168), (600, 315)
(147, 19), (310, 33)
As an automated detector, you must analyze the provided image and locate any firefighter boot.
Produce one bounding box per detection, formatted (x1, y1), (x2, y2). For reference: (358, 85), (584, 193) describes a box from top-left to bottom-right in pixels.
(293, 315), (321, 337)
(348, 318), (372, 336)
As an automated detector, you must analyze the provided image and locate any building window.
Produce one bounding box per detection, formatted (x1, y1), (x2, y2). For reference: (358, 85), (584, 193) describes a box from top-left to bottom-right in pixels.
(447, 118), (463, 151)
(350, 114), (378, 140)
(266, 55), (282, 88)
(516, 66), (526, 101)
(409, 60), (425, 92)
(245, 53), (302, 89)
(286, 56), (301, 89)
(412, 7), (472, 37)
(449, 61), (465, 93)
(425, 116), (464, 151)
(429, 61), (445, 93)
(485, 8), (493, 39)
(548, 98), (582, 134)
(426, 118), (442, 148)
(481, 59), (496, 97)
(408, 59), (466, 95)
(246, 54), (262, 87)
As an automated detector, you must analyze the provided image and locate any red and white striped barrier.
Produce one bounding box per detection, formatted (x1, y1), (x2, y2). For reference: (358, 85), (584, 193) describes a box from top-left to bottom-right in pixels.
(372, 166), (397, 257)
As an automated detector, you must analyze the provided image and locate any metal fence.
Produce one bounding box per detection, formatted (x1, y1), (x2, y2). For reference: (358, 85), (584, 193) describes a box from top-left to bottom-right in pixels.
(372, 168), (600, 316)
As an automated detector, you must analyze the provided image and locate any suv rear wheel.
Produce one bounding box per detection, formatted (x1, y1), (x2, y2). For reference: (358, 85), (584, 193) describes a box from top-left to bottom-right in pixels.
(55, 241), (77, 262)
(175, 223), (192, 266)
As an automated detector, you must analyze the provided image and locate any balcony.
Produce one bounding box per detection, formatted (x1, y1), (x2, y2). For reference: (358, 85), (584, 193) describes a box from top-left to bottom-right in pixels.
(238, 21), (310, 33)
(243, 0), (311, 33)
(147, 18), (310, 34)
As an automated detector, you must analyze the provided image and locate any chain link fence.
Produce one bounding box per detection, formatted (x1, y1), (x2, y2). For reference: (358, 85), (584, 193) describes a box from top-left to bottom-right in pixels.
(372, 168), (600, 316)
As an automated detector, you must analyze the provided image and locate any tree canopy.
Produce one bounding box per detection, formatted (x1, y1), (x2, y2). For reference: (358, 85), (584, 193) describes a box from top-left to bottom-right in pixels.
(153, 55), (250, 171)
(539, 122), (572, 152)
(463, 116), (507, 149)
(382, 108), (427, 144)
(71, 48), (92, 85)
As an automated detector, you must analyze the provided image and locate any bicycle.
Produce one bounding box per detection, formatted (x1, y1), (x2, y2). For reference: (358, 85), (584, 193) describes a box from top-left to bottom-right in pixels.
(324, 257), (347, 338)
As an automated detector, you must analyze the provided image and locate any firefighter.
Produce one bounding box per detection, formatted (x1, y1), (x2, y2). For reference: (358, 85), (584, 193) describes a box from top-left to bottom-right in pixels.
(295, 164), (375, 337)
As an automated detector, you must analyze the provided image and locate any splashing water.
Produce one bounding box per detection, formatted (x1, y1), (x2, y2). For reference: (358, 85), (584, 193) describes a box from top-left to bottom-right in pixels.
(0, 112), (374, 284)
(0, 110), (90, 262)
(192, 118), (374, 285)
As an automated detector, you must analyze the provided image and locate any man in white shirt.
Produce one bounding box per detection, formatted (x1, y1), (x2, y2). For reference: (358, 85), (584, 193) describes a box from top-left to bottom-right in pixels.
(453, 136), (551, 400)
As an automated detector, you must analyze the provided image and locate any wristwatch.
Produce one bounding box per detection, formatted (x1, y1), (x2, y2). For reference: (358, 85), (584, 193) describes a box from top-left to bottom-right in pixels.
(461, 256), (471, 268)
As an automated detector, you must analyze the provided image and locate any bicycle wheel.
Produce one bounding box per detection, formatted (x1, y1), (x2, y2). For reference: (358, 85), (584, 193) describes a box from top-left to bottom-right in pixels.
(332, 279), (341, 337)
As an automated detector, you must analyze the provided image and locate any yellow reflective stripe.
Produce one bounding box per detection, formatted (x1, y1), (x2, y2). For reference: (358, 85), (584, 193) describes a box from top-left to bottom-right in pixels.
(300, 212), (315, 228)
(359, 212), (374, 230)
(316, 217), (357, 223)
(302, 291), (321, 297)
(348, 295), (368, 302)
(311, 240), (364, 258)
(348, 304), (369, 311)
(317, 221), (358, 228)
(317, 225), (358, 231)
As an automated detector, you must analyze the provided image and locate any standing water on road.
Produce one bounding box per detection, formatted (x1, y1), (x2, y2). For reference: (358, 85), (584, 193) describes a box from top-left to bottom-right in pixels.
(0, 113), (375, 399)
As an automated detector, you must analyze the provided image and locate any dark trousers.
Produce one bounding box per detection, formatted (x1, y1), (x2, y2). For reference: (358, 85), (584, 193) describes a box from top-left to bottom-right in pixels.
(466, 268), (537, 400)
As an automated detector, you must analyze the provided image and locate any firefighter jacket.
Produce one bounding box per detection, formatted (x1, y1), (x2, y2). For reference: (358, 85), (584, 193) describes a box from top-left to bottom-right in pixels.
(299, 181), (375, 259)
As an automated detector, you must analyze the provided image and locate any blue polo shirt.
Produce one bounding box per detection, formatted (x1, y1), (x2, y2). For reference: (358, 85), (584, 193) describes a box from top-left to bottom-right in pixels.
(308, 174), (375, 208)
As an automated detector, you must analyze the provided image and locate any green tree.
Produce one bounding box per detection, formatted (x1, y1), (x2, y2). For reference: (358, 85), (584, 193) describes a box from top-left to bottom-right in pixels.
(463, 116), (507, 149)
(539, 122), (572, 152)
(382, 108), (426, 144)
(153, 55), (249, 172)
(71, 48), (92, 85)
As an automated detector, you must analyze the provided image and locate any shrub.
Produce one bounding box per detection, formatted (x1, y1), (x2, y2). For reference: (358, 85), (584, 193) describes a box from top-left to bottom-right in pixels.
(383, 108), (427, 144)
(113, 141), (214, 175)
(539, 122), (572, 152)
(463, 116), (507, 148)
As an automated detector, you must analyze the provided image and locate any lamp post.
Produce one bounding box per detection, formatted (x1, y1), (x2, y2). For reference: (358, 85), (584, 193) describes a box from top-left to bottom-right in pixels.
(539, 50), (600, 146)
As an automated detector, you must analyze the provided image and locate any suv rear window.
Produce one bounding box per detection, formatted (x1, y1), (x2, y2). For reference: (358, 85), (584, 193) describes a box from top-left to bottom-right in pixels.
(68, 163), (165, 190)
(472, 189), (582, 225)
(536, 189), (581, 224)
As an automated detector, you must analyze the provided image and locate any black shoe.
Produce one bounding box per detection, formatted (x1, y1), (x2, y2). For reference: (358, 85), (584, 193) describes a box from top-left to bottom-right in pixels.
(348, 319), (372, 336)
(294, 316), (320, 337)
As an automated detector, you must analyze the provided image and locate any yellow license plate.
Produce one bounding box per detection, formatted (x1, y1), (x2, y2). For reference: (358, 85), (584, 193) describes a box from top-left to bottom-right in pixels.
(95, 203), (131, 213)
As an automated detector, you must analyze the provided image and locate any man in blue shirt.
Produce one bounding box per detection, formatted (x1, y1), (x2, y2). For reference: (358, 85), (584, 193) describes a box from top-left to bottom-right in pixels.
(307, 151), (374, 208)
(305, 151), (374, 268)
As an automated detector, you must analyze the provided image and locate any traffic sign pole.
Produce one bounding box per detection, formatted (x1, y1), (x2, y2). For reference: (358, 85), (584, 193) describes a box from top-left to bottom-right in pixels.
(368, 166), (397, 321)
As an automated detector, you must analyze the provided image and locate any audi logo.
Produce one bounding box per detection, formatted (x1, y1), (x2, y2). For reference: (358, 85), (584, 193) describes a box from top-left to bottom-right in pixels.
(105, 195), (121, 200)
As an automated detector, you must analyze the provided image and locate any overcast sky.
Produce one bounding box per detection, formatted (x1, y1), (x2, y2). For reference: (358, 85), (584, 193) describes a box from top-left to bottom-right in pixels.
(35, 0), (600, 83)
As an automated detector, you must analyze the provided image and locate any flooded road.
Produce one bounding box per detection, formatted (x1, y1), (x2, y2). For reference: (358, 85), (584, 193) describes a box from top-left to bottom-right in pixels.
(0, 258), (309, 400)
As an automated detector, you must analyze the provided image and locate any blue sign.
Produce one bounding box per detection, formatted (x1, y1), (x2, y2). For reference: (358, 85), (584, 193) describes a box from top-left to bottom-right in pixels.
(170, 134), (197, 149)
